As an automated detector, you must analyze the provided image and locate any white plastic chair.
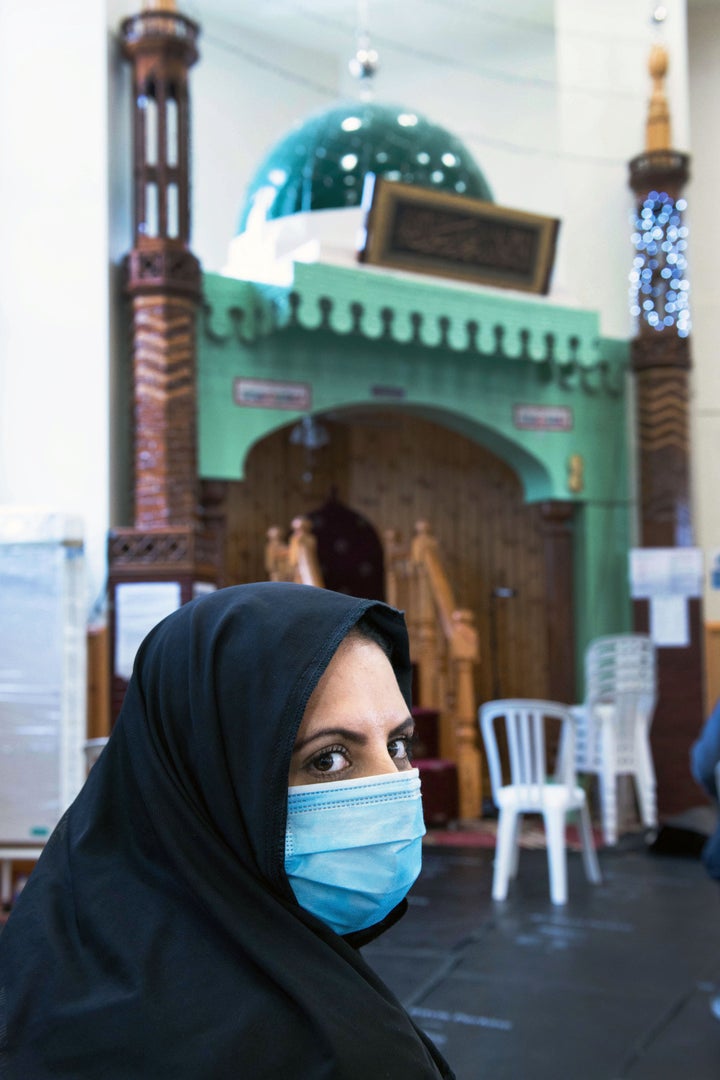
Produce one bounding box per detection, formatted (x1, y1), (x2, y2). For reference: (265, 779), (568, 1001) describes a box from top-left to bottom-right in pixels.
(571, 634), (657, 846)
(480, 699), (601, 905)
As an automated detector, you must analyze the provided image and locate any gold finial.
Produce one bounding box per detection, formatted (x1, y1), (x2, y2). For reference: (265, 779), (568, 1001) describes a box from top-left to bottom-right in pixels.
(142, 0), (178, 11)
(645, 8), (671, 152)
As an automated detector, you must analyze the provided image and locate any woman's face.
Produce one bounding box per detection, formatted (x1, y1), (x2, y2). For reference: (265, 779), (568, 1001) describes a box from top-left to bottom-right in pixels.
(288, 634), (414, 786)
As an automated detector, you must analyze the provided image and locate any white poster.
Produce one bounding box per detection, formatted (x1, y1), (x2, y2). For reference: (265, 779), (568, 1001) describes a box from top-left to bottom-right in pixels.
(629, 547), (703, 599)
(649, 595), (689, 647)
(115, 582), (182, 679)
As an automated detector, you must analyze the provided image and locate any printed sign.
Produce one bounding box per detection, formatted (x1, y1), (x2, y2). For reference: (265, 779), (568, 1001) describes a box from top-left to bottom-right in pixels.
(513, 404), (573, 432)
(233, 378), (311, 411)
(371, 385), (406, 400)
(630, 547), (702, 648)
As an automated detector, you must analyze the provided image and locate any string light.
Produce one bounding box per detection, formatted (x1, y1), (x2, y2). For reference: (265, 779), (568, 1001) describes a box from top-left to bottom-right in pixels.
(629, 191), (690, 337)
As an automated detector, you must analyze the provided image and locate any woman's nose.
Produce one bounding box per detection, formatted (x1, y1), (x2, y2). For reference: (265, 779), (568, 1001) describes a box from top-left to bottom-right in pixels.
(362, 741), (401, 778)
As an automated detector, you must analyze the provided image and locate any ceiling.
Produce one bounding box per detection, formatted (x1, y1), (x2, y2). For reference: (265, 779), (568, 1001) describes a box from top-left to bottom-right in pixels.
(179, 0), (556, 74)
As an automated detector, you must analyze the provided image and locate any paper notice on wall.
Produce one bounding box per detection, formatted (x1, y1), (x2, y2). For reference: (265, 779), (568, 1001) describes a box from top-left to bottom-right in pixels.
(115, 582), (182, 679)
(630, 547), (703, 598)
(649, 595), (689, 647)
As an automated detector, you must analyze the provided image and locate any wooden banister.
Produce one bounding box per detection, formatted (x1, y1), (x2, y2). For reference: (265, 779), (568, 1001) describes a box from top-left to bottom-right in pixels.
(410, 520), (456, 640)
(288, 516), (324, 587)
(385, 520), (483, 820)
(448, 609), (483, 820)
(265, 517), (324, 588)
(265, 525), (292, 581)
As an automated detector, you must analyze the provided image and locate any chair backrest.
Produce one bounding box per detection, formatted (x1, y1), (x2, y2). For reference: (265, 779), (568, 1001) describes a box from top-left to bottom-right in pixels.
(480, 699), (577, 800)
(585, 633), (657, 728)
(586, 633), (655, 693)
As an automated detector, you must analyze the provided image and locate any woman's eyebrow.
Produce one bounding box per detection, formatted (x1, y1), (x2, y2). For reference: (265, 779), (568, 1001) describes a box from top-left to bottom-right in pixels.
(293, 715), (414, 755)
(390, 716), (415, 738)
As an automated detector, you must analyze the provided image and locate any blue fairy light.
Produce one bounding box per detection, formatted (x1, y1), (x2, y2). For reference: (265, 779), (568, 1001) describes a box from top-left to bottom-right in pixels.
(628, 191), (691, 335)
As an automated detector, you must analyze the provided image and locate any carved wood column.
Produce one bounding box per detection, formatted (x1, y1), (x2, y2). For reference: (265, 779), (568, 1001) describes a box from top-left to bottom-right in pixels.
(121, 2), (202, 530)
(627, 37), (704, 815)
(108, 4), (222, 725)
(131, 292), (199, 528)
(540, 500), (576, 704)
(629, 154), (691, 550)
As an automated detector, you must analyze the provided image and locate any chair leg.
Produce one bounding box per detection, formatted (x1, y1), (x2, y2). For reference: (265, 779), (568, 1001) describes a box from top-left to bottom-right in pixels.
(578, 800), (602, 884)
(543, 808), (568, 905)
(509, 813), (522, 878)
(634, 745), (658, 830)
(493, 807), (518, 901)
(636, 775), (657, 830)
(599, 769), (618, 846)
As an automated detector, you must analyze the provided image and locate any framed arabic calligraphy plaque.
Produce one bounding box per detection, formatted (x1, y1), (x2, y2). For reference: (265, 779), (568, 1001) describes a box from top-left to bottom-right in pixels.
(358, 177), (559, 295)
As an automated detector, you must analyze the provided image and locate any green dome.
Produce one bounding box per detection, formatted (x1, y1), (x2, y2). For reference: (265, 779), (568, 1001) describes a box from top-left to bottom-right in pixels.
(237, 100), (493, 233)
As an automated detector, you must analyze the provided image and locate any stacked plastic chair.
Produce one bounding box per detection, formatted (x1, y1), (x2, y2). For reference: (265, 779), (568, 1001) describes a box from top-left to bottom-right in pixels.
(479, 699), (601, 905)
(570, 633), (657, 846)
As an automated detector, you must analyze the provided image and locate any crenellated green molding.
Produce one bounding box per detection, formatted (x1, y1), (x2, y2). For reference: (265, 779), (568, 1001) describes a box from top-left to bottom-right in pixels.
(200, 262), (613, 370)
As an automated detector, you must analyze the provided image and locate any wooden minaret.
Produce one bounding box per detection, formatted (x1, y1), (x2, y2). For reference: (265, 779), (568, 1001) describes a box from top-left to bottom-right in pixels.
(123, 0), (201, 527)
(108, 0), (222, 721)
(628, 31), (703, 815)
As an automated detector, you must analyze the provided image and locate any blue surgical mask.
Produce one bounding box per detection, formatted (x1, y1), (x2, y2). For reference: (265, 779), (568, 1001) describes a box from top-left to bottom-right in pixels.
(285, 768), (425, 937)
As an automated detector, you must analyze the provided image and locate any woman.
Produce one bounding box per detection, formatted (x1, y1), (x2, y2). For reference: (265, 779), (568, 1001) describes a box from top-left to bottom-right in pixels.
(0, 582), (454, 1078)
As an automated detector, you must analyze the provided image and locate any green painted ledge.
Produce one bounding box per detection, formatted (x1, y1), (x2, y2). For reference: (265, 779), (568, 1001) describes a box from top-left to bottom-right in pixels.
(201, 263), (612, 370)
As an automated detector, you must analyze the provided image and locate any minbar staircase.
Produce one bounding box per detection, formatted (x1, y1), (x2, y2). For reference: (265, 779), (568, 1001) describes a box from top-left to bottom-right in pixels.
(266, 517), (484, 822)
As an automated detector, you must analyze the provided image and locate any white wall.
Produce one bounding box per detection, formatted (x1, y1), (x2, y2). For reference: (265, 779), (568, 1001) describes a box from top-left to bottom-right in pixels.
(555, 0), (690, 338)
(191, 17), (340, 269)
(0, 0), (114, 613)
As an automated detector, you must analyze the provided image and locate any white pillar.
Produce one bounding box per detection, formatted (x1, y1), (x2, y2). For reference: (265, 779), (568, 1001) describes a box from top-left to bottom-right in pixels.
(0, 1), (129, 613)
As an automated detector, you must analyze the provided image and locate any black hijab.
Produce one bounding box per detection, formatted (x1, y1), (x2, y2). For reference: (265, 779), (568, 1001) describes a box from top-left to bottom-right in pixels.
(0, 582), (454, 1079)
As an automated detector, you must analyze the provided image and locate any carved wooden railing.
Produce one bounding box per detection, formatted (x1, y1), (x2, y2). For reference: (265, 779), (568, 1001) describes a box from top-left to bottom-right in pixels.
(384, 520), (483, 821)
(265, 516), (324, 587)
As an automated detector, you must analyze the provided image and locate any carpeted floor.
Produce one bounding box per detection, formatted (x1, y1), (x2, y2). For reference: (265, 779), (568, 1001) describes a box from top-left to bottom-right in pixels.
(424, 817), (610, 851)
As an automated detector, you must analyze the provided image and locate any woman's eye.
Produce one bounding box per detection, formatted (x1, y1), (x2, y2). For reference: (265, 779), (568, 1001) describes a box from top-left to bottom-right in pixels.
(309, 748), (350, 775)
(388, 736), (413, 763)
